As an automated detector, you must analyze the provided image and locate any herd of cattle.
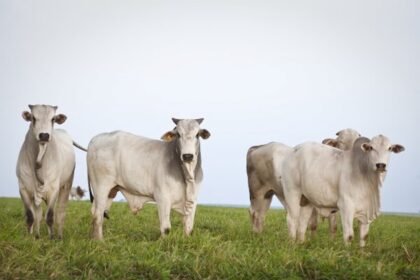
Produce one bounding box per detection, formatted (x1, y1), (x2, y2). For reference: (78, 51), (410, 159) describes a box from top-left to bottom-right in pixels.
(16, 104), (404, 247)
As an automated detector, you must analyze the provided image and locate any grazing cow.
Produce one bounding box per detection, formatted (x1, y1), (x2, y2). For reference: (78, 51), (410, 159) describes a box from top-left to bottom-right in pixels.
(247, 129), (360, 234)
(70, 186), (86, 200)
(16, 105), (86, 239)
(87, 118), (210, 240)
(282, 135), (404, 247)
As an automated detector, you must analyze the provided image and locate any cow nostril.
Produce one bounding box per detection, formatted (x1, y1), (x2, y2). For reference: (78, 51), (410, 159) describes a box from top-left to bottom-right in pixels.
(376, 163), (386, 170)
(39, 133), (50, 141)
(182, 154), (194, 162)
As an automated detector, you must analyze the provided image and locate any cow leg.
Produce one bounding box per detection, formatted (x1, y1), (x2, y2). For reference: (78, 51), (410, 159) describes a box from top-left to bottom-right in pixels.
(156, 198), (172, 236)
(19, 186), (35, 236)
(33, 205), (42, 239)
(92, 190), (109, 240)
(45, 187), (60, 239)
(328, 213), (338, 238)
(283, 189), (301, 241)
(55, 184), (71, 239)
(308, 208), (318, 236)
(183, 201), (197, 236)
(359, 222), (370, 248)
(297, 204), (314, 242)
(339, 205), (355, 246)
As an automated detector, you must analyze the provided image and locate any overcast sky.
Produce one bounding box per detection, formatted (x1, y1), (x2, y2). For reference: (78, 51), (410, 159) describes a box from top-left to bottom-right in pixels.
(1, 0), (419, 212)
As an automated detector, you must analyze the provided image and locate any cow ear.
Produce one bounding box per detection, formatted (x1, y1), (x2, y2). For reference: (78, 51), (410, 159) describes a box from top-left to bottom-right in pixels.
(322, 138), (338, 147)
(54, 114), (67, 124)
(361, 143), (372, 152)
(195, 118), (204, 125)
(172, 118), (181, 125)
(198, 129), (211, 139)
(22, 111), (32, 122)
(161, 131), (177, 142)
(390, 144), (405, 153)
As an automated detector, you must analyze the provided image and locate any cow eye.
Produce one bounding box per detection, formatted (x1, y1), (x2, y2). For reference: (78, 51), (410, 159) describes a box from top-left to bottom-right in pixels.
(32, 117), (36, 124)
(51, 117), (55, 123)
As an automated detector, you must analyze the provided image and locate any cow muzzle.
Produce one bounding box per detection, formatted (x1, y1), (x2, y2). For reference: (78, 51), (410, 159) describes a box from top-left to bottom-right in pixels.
(38, 133), (50, 142)
(376, 163), (387, 173)
(182, 153), (194, 163)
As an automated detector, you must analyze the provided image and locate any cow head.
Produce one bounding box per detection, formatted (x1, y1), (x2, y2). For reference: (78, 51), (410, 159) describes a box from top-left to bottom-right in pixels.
(322, 128), (360, 150)
(361, 135), (404, 173)
(161, 118), (210, 179)
(249, 190), (274, 233)
(22, 104), (67, 143)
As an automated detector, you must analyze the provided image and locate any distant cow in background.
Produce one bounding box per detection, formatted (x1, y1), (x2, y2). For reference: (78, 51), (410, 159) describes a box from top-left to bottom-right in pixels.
(282, 135), (404, 247)
(247, 129), (360, 234)
(70, 186), (86, 200)
(16, 105), (86, 239)
(87, 118), (210, 240)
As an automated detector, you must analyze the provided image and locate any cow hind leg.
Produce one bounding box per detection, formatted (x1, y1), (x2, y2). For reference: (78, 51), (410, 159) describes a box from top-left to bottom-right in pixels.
(297, 204), (314, 243)
(55, 184), (72, 239)
(308, 208), (318, 236)
(91, 187), (111, 240)
(283, 189), (301, 241)
(329, 213), (338, 238)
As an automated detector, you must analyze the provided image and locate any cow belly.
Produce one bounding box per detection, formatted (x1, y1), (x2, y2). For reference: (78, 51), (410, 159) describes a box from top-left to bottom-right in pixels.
(301, 181), (338, 208)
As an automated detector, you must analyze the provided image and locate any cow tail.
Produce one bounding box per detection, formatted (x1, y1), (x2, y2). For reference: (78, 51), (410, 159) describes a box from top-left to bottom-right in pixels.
(88, 173), (94, 203)
(73, 141), (87, 152)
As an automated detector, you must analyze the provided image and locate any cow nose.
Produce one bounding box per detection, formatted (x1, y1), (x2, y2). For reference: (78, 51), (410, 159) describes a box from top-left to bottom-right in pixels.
(182, 154), (194, 163)
(376, 163), (386, 170)
(39, 133), (50, 142)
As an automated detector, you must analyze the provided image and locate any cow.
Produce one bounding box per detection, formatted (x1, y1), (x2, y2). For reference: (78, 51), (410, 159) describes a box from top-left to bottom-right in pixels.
(282, 135), (404, 247)
(247, 128), (360, 234)
(70, 186), (86, 200)
(87, 118), (210, 240)
(16, 105), (86, 239)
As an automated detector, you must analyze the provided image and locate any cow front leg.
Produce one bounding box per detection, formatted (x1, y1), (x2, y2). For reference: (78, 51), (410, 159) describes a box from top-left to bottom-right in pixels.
(339, 205), (355, 246)
(33, 205), (42, 239)
(157, 198), (172, 236)
(184, 181), (196, 216)
(45, 186), (60, 239)
(183, 201), (197, 236)
(359, 222), (370, 248)
(19, 186), (37, 236)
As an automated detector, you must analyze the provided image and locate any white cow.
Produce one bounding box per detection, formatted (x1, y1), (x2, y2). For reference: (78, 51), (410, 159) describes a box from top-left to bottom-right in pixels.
(16, 105), (86, 239)
(282, 135), (404, 247)
(87, 118), (210, 240)
(247, 128), (360, 234)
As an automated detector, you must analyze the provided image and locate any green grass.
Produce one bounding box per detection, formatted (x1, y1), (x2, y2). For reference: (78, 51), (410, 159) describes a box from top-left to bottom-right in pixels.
(0, 197), (419, 279)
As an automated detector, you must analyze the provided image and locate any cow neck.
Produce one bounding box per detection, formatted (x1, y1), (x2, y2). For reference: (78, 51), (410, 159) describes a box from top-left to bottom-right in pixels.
(351, 145), (382, 223)
(26, 130), (49, 185)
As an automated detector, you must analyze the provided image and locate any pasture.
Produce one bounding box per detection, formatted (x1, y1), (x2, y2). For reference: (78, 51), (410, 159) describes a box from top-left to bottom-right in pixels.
(0, 197), (419, 279)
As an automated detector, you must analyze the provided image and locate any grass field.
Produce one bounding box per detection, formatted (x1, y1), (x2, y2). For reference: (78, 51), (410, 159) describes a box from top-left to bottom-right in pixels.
(0, 197), (419, 279)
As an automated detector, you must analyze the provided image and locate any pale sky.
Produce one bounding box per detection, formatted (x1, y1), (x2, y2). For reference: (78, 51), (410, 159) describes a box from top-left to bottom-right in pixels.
(1, 0), (419, 212)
